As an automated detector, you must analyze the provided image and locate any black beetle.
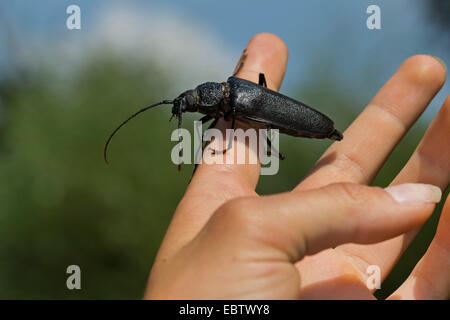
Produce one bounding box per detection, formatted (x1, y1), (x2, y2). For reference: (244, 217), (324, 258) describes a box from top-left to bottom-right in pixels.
(104, 72), (343, 166)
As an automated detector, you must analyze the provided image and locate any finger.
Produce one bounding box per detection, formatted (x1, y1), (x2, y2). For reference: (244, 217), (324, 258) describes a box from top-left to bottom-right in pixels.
(291, 56), (446, 299)
(295, 55), (447, 191)
(193, 32), (288, 186)
(337, 94), (450, 282)
(154, 33), (289, 262)
(389, 195), (450, 300)
(392, 94), (450, 188)
(207, 183), (441, 264)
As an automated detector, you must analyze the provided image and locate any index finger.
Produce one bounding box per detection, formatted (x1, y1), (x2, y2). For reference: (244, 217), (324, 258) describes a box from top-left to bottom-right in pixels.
(153, 33), (289, 262)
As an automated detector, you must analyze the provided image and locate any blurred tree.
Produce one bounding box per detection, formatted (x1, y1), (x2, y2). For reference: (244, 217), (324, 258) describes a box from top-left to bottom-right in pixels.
(0, 52), (185, 299)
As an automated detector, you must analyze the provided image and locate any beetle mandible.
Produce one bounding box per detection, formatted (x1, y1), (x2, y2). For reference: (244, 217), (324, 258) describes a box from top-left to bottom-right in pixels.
(104, 69), (343, 168)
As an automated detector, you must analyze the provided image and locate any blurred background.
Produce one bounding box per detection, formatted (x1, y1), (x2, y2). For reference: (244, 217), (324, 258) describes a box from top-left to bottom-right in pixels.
(0, 0), (448, 299)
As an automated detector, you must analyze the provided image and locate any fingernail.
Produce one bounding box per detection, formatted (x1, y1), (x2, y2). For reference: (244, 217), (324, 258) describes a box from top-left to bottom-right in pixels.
(432, 56), (447, 72)
(385, 183), (442, 204)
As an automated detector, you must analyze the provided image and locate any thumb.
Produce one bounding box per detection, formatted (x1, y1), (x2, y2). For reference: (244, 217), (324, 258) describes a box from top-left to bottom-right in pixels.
(210, 183), (442, 263)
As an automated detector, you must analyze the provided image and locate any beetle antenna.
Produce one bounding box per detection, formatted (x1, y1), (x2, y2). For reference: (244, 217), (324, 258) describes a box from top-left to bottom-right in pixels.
(104, 100), (173, 164)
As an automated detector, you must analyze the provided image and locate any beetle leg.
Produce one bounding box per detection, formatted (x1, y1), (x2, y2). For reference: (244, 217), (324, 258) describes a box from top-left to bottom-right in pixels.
(190, 116), (220, 179)
(211, 107), (236, 155)
(193, 115), (214, 164)
(198, 115), (213, 124)
(266, 134), (285, 160)
(259, 73), (268, 88)
(203, 117), (219, 150)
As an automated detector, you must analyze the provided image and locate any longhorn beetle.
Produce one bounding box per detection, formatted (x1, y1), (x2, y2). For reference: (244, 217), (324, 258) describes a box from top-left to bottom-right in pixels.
(104, 61), (343, 169)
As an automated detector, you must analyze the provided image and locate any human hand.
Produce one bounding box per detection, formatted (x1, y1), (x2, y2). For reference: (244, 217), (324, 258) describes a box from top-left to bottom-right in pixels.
(145, 33), (449, 299)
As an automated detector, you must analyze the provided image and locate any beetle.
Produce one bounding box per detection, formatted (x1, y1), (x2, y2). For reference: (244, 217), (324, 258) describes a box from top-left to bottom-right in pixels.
(104, 71), (343, 167)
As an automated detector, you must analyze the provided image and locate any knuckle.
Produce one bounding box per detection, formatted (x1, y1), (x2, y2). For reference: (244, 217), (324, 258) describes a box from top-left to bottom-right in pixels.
(324, 152), (365, 182)
(214, 197), (273, 241)
(330, 183), (367, 204)
(216, 197), (256, 229)
(327, 183), (387, 220)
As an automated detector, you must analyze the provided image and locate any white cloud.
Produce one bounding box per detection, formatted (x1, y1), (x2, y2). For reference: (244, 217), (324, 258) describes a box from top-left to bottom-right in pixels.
(89, 3), (235, 89)
(10, 3), (236, 92)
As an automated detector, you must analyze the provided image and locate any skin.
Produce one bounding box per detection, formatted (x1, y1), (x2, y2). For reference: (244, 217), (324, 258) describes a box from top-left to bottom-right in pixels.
(145, 33), (449, 299)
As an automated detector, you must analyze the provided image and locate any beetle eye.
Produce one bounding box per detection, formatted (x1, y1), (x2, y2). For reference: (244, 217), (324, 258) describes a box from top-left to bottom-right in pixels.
(185, 94), (195, 107)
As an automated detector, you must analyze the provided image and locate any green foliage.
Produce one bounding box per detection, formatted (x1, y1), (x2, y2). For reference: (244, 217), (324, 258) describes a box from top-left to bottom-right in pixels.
(0, 52), (445, 299)
(0, 53), (185, 298)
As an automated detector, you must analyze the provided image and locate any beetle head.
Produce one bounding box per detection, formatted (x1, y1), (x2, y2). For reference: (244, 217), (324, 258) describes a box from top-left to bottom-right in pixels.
(172, 89), (197, 115)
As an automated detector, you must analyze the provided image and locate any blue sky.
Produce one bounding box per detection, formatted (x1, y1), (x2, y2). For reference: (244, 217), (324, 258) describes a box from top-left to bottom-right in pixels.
(0, 0), (448, 117)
